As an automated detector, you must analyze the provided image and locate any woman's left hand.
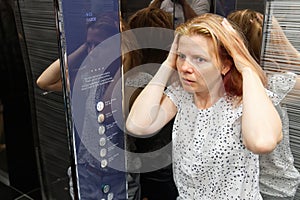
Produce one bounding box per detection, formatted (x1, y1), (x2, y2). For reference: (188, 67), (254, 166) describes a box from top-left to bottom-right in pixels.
(221, 18), (252, 73)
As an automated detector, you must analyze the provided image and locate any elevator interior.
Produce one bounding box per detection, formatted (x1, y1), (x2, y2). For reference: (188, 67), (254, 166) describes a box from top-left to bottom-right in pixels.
(0, 0), (300, 199)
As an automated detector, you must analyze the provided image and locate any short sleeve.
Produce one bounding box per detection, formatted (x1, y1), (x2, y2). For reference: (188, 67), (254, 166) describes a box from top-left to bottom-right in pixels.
(164, 82), (184, 108)
(265, 89), (281, 106)
(267, 72), (297, 102)
(125, 72), (153, 88)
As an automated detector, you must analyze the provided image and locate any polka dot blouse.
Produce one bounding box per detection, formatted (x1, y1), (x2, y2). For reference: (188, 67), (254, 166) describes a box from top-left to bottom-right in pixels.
(165, 83), (280, 200)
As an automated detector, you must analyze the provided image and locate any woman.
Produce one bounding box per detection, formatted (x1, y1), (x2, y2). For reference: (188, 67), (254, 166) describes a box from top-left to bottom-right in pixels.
(126, 13), (282, 199)
(228, 9), (300, 200)
(36, 14), (136, 200)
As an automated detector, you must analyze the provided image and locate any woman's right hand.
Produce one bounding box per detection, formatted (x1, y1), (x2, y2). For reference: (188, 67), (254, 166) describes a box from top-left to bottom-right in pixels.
(164, 33), (179, 69)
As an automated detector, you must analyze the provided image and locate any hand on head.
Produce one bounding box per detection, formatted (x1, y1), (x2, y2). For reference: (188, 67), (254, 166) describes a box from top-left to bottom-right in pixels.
(164, 33), (180, 69)
(221, 18), (254, 73)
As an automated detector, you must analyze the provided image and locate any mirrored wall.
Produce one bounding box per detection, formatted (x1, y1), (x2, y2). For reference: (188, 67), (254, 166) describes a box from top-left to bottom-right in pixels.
(7, 0), (300, 199)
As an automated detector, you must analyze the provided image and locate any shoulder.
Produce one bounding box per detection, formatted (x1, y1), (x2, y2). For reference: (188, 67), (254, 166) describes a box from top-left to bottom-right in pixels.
(165, 82), (190, 107)
(267, 72), (297, 102)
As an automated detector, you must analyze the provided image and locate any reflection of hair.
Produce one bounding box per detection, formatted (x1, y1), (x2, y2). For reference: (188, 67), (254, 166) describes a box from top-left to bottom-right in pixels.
(227, 9), (263, 63)
(120, 18), (142, 73)
(175, 13), (267, 97)
(228, 9), (300, 72)
(128, 7), (173, 65)
(128, 7), (173, 29)
(85, 12), (120, 49)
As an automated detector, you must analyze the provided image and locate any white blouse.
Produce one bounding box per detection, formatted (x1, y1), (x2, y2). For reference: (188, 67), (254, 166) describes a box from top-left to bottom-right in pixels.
(165, 83), (279, 200)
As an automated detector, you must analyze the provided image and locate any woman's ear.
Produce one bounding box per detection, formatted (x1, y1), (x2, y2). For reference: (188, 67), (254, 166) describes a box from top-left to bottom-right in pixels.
(221, 63), (231, 76)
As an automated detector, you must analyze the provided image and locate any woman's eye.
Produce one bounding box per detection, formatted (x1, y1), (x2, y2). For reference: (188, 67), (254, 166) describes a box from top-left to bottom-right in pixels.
(196, 57), (205, 63)
(178, 53), (186, 60)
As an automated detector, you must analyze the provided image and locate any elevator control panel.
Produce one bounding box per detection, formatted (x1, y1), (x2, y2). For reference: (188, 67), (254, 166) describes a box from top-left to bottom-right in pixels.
(58, 0), (126, 199)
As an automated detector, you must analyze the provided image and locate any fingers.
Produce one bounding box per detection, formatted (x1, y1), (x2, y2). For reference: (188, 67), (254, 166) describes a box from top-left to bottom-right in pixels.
(256, 13), (263, 25)
(165, 33), (180, 69)
(169, 33), (179, 55)
(221, 18), (236, 33)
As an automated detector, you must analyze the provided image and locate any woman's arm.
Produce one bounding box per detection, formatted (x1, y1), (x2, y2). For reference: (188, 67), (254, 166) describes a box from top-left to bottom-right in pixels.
(221, 18), (282, 154)
(36, 58), (63, 91)
(126, 35), (179, 135)
(126, 63), (177, 135)
(241, 68), (282, 154)
(36, 43), (88, 91)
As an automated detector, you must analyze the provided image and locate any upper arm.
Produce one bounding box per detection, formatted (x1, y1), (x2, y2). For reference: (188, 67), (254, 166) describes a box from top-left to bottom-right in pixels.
(36, 59), (63, 91)
(149, 94), (177, 132)
(126, 94), (177, 135)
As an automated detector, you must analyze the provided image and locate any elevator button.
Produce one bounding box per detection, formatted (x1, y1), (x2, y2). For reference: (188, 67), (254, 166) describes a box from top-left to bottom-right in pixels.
(99, 137), (106, 146)
(100, 148), (107, 157)
(107, 192), (114, 200)
(98, 113), (105, 123)
(102, 184), (110, 194)
(96, 101), (104, 111)
(98, 125), (105, 135)
(101, 159), (108, 168)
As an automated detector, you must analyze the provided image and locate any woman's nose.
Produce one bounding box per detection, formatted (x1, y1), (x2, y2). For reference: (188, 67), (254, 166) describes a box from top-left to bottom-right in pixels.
(179, 59), (194, 73)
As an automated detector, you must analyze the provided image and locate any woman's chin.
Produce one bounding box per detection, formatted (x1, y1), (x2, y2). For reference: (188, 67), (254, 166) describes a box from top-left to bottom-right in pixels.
(182, 84), (195, 93)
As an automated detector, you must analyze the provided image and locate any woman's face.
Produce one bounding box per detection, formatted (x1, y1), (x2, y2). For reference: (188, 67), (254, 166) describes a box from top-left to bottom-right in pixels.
(176, 35), (224, 94)
(86, 26), (112, 53)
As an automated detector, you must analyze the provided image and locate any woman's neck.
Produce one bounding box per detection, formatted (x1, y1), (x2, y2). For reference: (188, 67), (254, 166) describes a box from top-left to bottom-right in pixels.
(193, 86), (225, 109)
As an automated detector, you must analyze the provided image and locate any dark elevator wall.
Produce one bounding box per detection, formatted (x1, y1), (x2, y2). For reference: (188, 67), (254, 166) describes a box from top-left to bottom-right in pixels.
(0, 0), (40, 194)
(13, 0), (72, 199)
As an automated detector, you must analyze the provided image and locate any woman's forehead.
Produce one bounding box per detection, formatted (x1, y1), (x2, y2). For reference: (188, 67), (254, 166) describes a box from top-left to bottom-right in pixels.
(178, 35), (211, 56)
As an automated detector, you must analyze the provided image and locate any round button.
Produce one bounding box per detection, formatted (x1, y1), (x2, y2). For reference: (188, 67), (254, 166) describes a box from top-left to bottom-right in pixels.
(107, 192), (114, 200)
(101, 159), (108, 168)
(99, 137), (106, 146)
(102, 184), (110, 194)
(96, 101), (104, 111)
(98, 113), (105, 123)
(100, 148), (107, 157)
(98, 125), (105, 135)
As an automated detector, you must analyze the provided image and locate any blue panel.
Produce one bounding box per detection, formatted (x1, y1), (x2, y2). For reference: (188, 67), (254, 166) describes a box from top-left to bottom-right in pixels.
(60, 0), (126, 199)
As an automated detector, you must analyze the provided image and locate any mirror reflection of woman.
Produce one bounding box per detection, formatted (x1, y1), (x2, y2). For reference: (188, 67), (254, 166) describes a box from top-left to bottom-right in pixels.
(228, 9), (300, 200)
(125, 7), (179, 200)
(126, 13), (283, 199)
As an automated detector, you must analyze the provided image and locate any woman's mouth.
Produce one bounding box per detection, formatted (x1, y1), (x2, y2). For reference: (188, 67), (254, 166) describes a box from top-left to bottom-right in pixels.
(181, 77), (194, 85)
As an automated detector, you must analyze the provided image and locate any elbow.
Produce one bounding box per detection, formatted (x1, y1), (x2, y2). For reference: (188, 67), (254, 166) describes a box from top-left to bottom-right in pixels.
(36, 78), (51, 90)
(244, 129), (283, 155)
(36, 77), (62, 91)
(245, 138), (279, 154)
(125, 119), (152, 136)
(36, 77), (46, 90)
(125, 120), (140, 136)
